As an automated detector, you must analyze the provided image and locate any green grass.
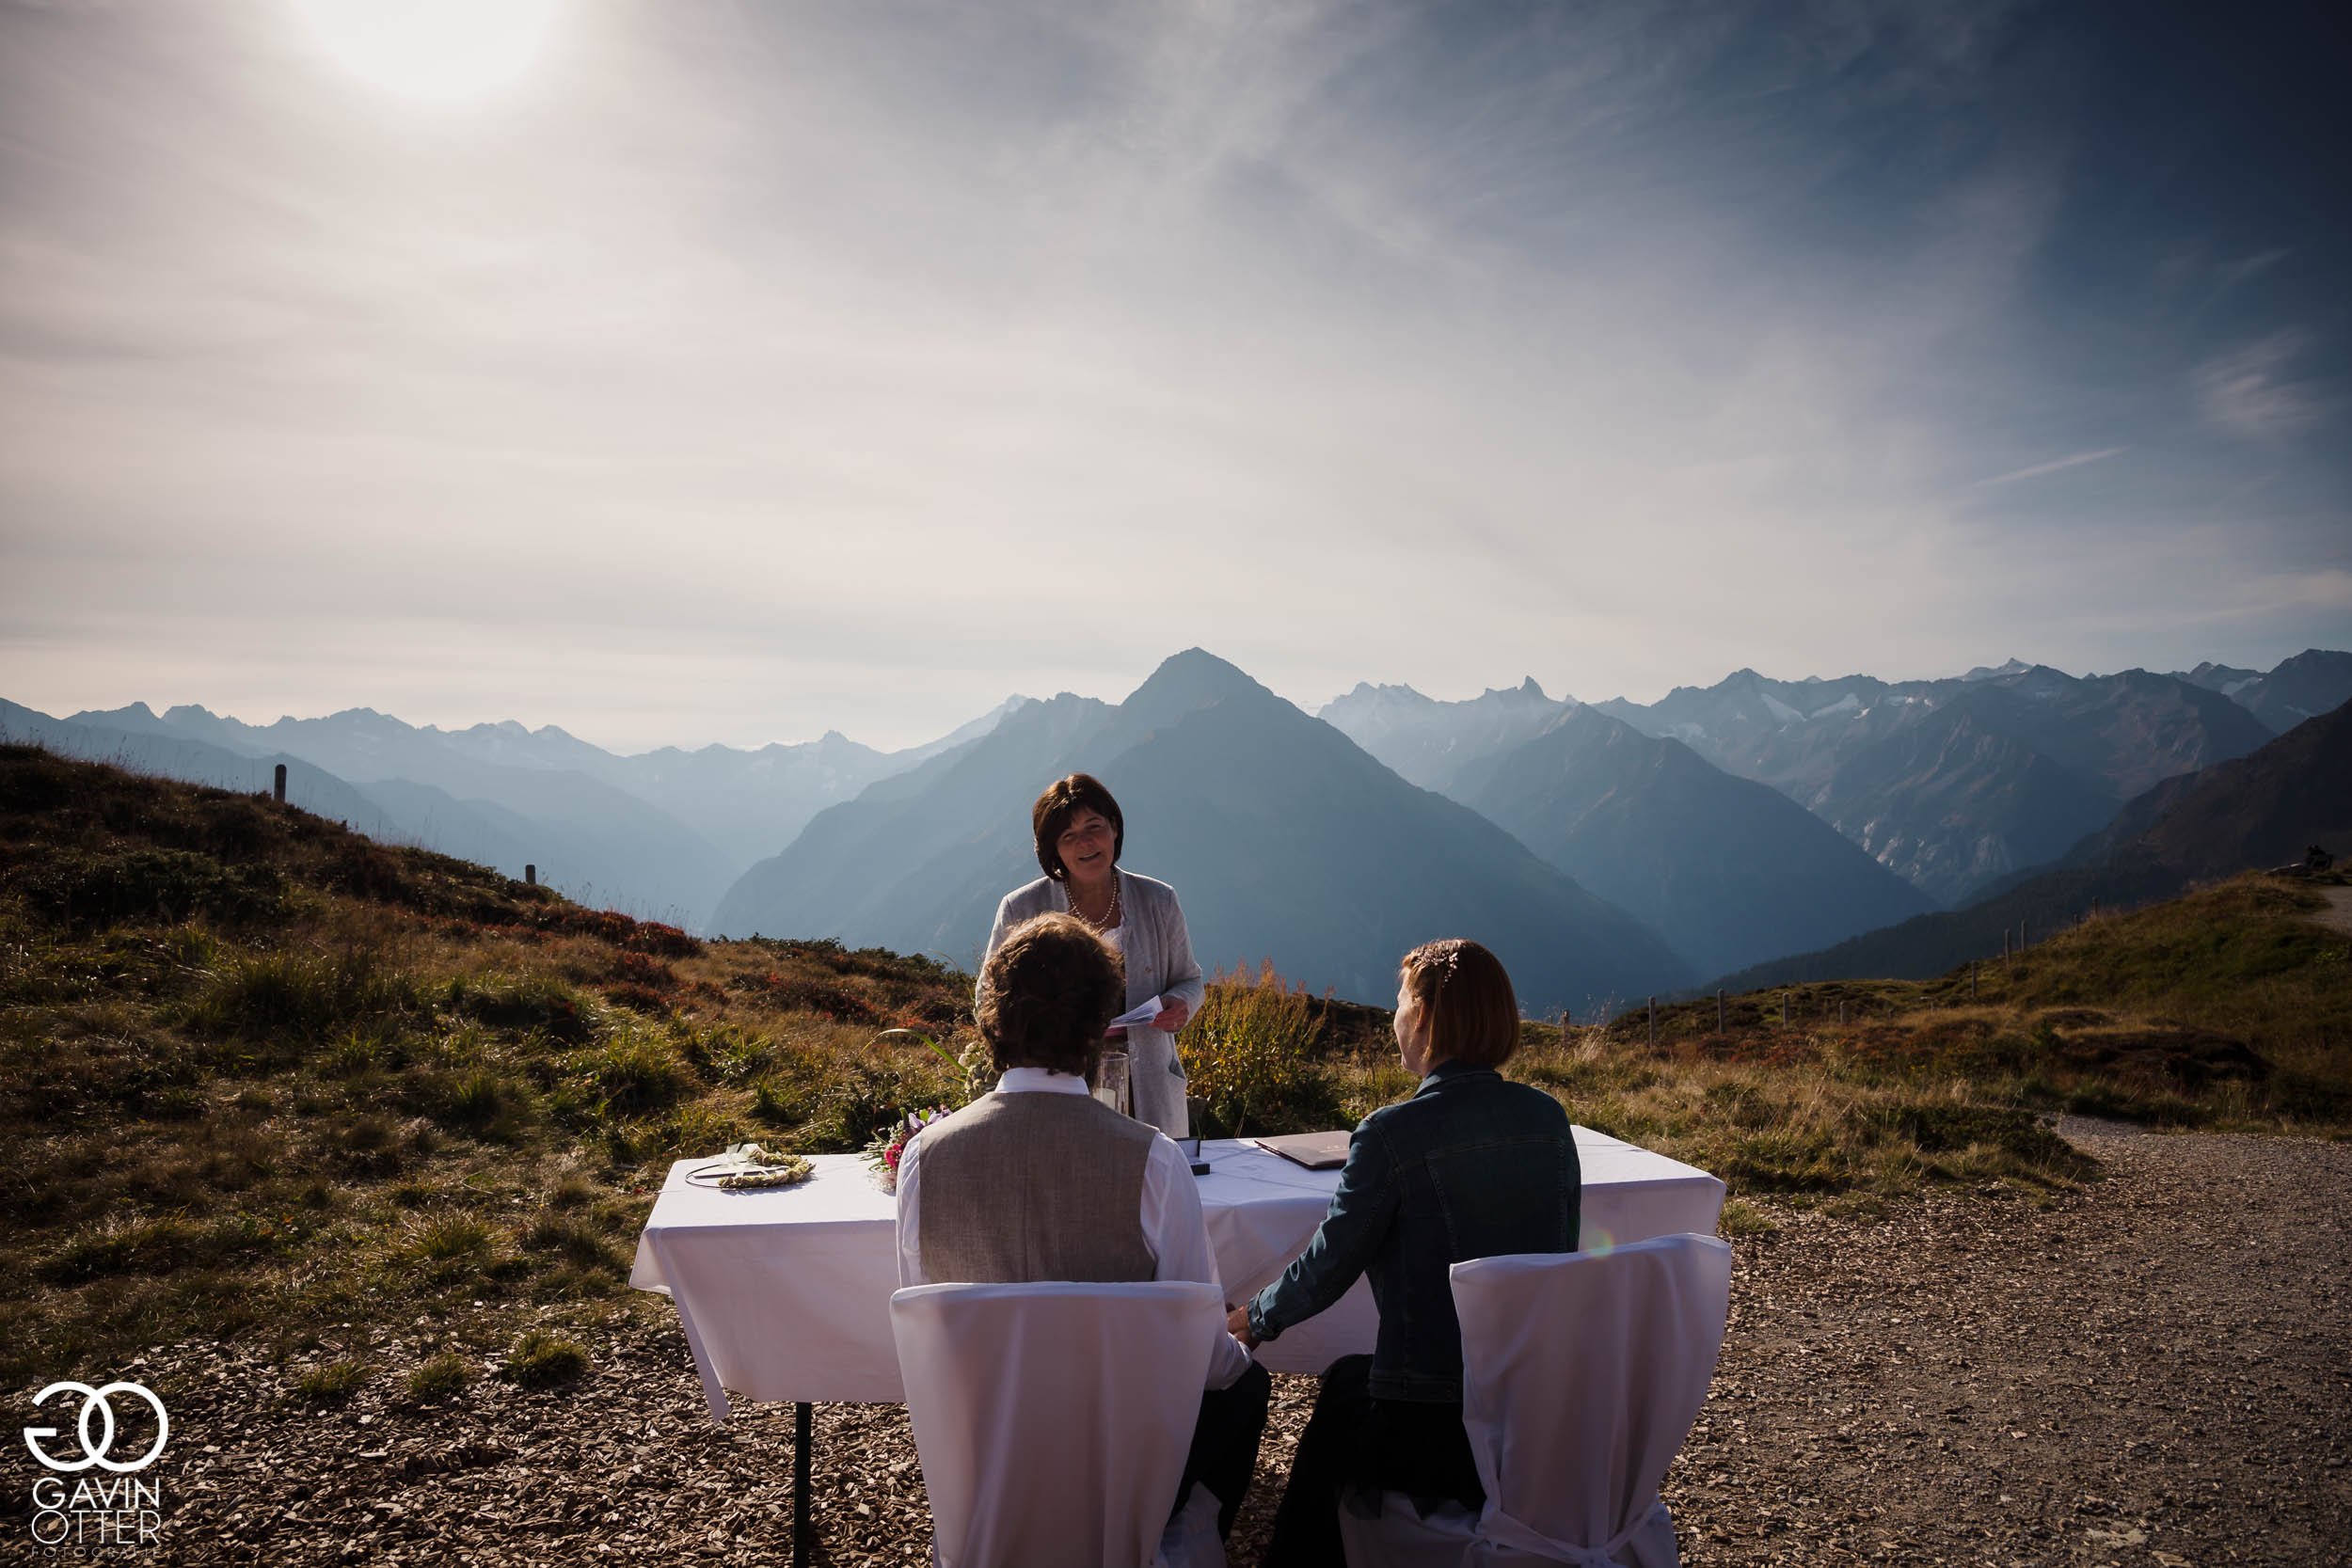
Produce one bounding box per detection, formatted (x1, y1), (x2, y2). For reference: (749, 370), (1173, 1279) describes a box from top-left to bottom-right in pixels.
(405, 1352), (474, 1403)
(501, 1328), (588, 1388)
(292, 1360), (371, 1407)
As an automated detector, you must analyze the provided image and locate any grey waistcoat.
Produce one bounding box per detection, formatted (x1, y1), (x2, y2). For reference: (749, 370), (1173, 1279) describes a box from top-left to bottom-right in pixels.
(915, 1092), (1158, 1284)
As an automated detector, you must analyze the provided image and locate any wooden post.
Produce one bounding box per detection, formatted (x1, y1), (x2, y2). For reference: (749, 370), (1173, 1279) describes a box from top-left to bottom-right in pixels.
(1780, 991), (1788, 1025)
(793, 1400), (814, 1566)
(1647, 996), (1656, 1048)
(2020, 918), (2028, 950)
(273, 763), (286, 804)
(1717, 990), (1725, 1034)
(1839, 999), (1847, 1026)
(525, 863), (536, 887)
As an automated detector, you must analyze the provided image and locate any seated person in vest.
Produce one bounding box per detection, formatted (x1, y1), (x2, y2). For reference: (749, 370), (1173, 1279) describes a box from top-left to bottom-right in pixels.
(1228, 938), (1581, 1567)
(896, 912), (1270, 1539)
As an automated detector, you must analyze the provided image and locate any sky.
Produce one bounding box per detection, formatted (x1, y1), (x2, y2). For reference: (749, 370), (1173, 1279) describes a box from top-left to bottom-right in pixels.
(1, 0), (2345, 752)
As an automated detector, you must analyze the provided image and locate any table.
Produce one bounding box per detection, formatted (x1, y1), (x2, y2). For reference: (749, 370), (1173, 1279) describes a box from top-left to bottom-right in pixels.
(630, 1131), (1724, 1561)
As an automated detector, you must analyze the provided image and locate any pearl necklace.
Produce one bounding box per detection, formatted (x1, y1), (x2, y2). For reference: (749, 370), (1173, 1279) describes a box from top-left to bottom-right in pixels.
(1066, 872), (1121, 931)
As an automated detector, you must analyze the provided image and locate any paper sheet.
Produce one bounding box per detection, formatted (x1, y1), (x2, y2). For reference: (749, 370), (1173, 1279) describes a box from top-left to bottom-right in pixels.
(1107, 995), (1164, 1029)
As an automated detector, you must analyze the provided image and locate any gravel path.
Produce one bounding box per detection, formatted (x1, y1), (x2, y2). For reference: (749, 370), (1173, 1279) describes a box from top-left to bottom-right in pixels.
(2311, 885), (2352, 937)
(12, 1123), (2347, 1565)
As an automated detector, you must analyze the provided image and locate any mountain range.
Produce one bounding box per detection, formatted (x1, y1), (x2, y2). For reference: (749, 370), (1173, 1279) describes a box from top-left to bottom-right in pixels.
(7, 644), (2343, 1007)
(1, 696), (1030, 928)
(1711, 694), (2352, 990)
(1588, 661), (2304, 904)
(1319, 684), (1934, 977)
(714, 650), (1693, 1015)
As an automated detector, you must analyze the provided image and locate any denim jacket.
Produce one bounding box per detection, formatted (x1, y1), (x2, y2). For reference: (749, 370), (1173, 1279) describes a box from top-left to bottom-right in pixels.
(1246, 1059), (1581, 1402)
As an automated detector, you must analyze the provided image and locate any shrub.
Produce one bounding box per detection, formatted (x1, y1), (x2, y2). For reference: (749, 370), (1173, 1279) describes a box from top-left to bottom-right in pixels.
(404, 1067), (530, 1138)
(523, 1215), (622, 1272)
(17, 847), (289, 931)
(569, 1030), (689, 1117)
(405, 1215), (494, 1262)
(751, 1076), (814, 1128)
(405, 1353), (472, 1403)
(501, 1328), (588, 1388)
(330, 1113), (431, 1178)
(183, 950), (418, 1052)
(446, 974), (595, 1044)
(37, 1213), (280, 1284)
(1183, 963), (1336, 1135)
(292, 1361), (370, 1407)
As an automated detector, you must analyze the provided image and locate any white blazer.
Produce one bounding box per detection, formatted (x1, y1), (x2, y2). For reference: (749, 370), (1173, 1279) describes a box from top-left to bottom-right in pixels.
(978, 868), (1207, 1137)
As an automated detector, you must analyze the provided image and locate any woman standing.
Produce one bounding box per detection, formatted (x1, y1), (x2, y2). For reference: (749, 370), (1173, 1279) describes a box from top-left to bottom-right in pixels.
(977, 773), (1205, 1137)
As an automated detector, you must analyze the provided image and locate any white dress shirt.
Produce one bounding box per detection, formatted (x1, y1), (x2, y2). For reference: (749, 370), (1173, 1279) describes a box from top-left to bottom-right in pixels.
(896, 1067), (1254, 1391)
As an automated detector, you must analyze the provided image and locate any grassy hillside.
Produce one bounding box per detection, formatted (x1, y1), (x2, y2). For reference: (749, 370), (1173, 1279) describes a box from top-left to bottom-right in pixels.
(0, 744), (976, 1392)
(6, 745), (2345, 1397)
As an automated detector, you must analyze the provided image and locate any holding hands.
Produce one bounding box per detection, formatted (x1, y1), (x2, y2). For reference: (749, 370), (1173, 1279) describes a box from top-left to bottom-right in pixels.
(1225, 1304), (1260, 1349)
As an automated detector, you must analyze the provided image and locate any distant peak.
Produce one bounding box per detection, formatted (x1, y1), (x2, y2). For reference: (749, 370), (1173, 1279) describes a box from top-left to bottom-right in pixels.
(1136, 648), (1264, 698)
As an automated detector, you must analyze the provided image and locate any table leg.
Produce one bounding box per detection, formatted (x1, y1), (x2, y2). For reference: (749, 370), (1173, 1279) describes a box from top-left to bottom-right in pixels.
(793, 1401), (813, 1567)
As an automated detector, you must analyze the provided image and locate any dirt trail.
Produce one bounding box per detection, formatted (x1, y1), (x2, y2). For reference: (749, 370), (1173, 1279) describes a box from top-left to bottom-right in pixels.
(38, 1124), (2351, 1566)
(2311, 883), (2352, 936)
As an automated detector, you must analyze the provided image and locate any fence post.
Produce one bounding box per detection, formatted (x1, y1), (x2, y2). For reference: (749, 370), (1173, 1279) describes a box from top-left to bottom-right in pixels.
(1839, 999), (1847, 1026)
(1780, 991), (1788, 1025)
(2020, 918), (2028, 950)
(273, 763), (286, 804)
(525, 863), (536, 887)
(1717, 990), (1724, 1034)
(1647, 996), (1656, 1048)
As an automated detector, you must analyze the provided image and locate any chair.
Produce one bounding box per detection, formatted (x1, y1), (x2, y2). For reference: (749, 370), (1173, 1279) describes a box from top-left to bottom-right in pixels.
(1336, 1232), (1734, 1568)
(890, 1279), (1230, 1568)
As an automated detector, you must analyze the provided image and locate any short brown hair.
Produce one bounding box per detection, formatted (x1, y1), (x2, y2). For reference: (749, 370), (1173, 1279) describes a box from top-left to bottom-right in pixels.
(1031, 773), (1124, 882)
(1400, 939), (1520, 1068)
(977, 914), (1125, 1075)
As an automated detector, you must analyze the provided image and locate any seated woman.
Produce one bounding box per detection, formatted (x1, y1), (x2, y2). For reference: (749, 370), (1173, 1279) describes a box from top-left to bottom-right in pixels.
(901, 912), (1268, 1539)
(1227, 938), (1581, 1565)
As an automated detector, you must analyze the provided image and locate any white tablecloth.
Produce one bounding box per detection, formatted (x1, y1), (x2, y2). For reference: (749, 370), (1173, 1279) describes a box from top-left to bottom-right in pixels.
(630, 1130), (1724, 1418)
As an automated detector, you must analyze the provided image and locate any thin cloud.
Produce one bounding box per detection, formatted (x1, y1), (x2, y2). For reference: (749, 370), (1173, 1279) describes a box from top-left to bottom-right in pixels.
(1968, 447), (2129, 487)
(2195, 332), (2328, 447)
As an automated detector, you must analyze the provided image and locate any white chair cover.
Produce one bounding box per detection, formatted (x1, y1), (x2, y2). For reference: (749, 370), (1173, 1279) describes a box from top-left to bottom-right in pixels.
(1338, 1233), (1734, 1568)
(889, 1279), (1229, 1568)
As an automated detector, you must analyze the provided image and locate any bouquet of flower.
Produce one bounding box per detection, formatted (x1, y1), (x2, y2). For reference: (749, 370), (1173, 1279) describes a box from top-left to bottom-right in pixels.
(864, 1107), (950, 1195)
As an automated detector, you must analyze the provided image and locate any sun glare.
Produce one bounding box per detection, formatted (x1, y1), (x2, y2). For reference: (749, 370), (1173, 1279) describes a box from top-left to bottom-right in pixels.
(293, 0), (562, 105)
